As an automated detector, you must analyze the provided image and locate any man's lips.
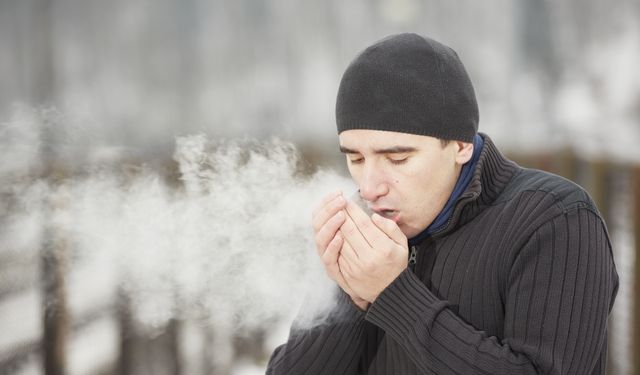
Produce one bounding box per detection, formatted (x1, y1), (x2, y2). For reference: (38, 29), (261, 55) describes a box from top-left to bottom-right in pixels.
(372, 208), (400, 221)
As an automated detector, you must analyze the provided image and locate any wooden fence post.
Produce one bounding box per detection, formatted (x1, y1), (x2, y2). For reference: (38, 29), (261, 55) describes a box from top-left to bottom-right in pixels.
(587, 160), (617, 375)
(41, 187), (68, 375)
(633, 166), (640, 375)
(556, 148), (577, 182)
(34, 0), (64, 362)
(588, 160), (612, 225)
(117, 286), (134, 375)
(167, 318), (182, 375)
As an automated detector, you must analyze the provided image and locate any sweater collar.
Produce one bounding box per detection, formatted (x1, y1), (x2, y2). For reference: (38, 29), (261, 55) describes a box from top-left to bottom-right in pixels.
(409, 133), (519, 243)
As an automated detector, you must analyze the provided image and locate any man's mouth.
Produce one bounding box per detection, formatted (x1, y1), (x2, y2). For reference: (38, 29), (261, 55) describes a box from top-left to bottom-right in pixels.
(374, 209), (400, 221)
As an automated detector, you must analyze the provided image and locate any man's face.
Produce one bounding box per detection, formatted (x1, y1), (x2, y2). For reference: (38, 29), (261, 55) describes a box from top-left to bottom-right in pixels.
(339, 129), (468, 239)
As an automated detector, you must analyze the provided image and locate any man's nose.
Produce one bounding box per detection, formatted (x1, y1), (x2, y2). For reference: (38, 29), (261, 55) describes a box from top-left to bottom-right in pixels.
(359, 164), (388, 202)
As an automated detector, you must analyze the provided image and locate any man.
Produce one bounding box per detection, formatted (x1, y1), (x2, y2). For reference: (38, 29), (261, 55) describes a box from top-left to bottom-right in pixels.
(267, 33), (618, 374)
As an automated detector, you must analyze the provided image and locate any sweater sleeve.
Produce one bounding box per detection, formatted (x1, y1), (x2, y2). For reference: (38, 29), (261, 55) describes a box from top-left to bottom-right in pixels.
(365, 208), (619, 374)
(266, 288), (368, 375)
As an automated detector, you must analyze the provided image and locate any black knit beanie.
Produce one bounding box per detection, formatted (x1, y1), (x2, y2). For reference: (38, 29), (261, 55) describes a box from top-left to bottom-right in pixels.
(336, 33), (478, 142)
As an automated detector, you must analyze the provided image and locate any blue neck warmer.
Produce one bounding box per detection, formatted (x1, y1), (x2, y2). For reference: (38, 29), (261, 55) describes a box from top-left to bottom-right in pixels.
(408, 134), (484, 246)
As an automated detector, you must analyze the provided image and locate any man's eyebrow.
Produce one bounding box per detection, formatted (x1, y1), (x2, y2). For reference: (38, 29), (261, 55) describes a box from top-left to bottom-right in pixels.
(339, 145), (417, 154)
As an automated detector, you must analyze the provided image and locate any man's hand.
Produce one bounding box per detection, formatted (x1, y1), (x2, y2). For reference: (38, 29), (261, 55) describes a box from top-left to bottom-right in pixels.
(312, 191), (369, 310)
(338, 200), (408, 303)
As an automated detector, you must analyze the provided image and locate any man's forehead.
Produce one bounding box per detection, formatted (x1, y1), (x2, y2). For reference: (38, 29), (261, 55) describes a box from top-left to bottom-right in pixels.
(338, 129), (434, 152)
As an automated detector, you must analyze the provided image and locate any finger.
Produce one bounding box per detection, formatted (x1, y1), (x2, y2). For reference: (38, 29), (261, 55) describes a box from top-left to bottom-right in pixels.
(340, 208), (374, 254)
(322, 234), (348, 286)
(315, 211), (346, 256)
(311, 190), (343, 223)
(312, 193), (347, 232)
(321, 230), (343, 264)
(338, 254), (355, 280)
(344, 200), (387, 246)
(340, 219), (370, 260)
(372, 213), (407, 245)
(322, 236), (356, 296)
(339, 236), (361, 265)
(312, 190), (342, 217)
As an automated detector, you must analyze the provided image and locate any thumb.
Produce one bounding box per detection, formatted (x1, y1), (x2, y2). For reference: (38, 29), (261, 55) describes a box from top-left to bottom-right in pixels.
(371, 213), (406, 245)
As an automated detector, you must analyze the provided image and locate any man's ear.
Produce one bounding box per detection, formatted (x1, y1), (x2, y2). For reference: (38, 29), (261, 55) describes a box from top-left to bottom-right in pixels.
(455, 141), (474, 165)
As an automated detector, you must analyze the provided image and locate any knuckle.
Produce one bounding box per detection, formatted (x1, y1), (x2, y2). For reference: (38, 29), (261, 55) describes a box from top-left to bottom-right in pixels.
(329, 211), (345, 227)
(326, 205), (337, 218)
(362, 260), (376, 273)
(380, 247), (392, 258)
(331, 233), (343, 245)
(327, 236), (339, 249)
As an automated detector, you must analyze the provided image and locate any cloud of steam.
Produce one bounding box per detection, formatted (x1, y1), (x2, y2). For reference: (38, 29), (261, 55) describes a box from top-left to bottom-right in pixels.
(0, 108), (355, 337)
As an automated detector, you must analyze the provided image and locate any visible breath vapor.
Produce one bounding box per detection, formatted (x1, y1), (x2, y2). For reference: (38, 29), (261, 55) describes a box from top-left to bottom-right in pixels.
(0, 109), (354, 337)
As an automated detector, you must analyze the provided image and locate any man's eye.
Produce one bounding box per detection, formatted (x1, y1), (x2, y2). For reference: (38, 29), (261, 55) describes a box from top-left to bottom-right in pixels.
(389, 157), (408, 165)
(349, 158), (364, 164)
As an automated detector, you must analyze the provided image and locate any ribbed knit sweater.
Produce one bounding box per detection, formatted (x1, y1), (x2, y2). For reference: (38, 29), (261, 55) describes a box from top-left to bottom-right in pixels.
(267, 134), (619, 375)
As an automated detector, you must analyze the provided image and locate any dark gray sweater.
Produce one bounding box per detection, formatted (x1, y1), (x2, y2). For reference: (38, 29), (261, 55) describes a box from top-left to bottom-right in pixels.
(267, 134), (619, 375)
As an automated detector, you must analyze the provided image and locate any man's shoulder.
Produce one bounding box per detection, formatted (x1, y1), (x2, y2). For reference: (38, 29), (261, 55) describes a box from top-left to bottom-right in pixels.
(497, 166), (598, 214)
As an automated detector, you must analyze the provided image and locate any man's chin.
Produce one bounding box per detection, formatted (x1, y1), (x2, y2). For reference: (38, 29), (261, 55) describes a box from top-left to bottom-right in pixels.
(399, 224), (418, 239)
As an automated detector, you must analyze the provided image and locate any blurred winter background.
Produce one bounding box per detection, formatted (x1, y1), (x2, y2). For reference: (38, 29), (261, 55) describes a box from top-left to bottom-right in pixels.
(1, 0), (639, 374)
